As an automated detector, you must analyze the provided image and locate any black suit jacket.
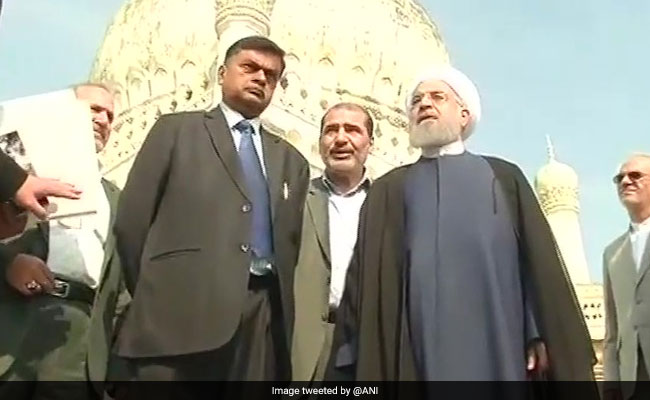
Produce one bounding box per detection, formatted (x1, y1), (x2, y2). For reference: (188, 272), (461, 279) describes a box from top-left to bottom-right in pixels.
(113, 107), (309, 364)
(0, 151), (27, 202)
(0, 151), (28, 269)
(0, 180), (125, 392)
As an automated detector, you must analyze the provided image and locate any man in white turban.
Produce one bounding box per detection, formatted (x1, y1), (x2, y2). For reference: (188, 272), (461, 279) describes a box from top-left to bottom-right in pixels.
(328, 66), (598, 397)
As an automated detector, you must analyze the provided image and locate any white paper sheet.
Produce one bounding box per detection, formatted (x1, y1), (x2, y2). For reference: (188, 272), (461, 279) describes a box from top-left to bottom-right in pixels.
(0, 89), (100, 219)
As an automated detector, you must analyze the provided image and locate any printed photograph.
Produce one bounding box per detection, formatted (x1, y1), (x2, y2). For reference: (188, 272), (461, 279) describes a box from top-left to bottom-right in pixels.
(0, 130), (34, 174)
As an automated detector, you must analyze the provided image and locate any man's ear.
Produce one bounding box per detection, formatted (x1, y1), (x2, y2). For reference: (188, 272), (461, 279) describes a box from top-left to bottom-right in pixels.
(217, 65), (225, 85)
(460, 108), (470, 130)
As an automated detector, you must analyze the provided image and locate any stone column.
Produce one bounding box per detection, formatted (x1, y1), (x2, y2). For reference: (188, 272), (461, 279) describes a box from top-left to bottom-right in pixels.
(210, 0), (276, 105)
(214, 0), (276, 67)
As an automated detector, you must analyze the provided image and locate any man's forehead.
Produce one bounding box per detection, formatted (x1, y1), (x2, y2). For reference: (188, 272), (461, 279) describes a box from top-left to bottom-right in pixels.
(413, 79), (455, 94)
(76, 85), (112, 101)
(230, 49), (281, 67)
(622, 156), (650, 171)
(323, 108), (366, 129)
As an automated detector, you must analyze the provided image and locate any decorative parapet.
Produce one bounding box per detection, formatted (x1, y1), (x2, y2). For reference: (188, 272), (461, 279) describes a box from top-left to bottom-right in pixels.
(574, 283), (605, 380)
(575, 284), (605, 341)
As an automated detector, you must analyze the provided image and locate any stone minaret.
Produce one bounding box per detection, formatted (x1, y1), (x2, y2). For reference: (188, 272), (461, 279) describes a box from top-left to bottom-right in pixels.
(214, 0), (277, 67)
(535, 136), (591, 284)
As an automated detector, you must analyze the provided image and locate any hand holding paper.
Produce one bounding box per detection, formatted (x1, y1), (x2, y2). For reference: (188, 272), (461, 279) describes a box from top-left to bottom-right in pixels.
(14, 175), (82, 219)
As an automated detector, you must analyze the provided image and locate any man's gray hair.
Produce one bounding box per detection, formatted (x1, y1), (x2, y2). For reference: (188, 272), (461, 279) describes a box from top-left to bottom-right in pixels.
(71, 82), (115, 97)
(616, 152), (650, 172)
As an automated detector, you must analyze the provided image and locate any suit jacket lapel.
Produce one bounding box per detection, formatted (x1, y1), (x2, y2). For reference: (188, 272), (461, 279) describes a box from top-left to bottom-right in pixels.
(97, 179), (120, 290)
(261, 128), (284, 222)
(204, 107), (249, 200)
(307, 179), (331, 265)
(611, 235), (637, 285)
(637, 234), (650, 286)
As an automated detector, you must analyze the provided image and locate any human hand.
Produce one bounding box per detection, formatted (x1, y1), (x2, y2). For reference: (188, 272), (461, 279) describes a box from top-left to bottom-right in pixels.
(526, 339), (549, 378)
(14, 175), (81, 219)
(5, 253), (54, 296)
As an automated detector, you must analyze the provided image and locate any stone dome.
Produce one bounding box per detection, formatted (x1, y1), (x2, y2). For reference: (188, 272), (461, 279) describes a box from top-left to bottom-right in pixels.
(536, 158), (579, 190)
(535, 137), (580, 213)
(89, 0), (449, 185)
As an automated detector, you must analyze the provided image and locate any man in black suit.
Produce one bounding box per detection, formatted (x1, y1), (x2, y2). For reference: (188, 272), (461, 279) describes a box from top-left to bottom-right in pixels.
(112, 36), (309, 386)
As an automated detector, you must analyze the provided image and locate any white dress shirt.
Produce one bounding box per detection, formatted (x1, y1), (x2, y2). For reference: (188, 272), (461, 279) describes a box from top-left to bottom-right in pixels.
(323, 173), (370, 308)
(630, 216), (650, 272)
(219, 102), (272, 275)
(420, 138), (465, 158)
(47, 180), (110, 289)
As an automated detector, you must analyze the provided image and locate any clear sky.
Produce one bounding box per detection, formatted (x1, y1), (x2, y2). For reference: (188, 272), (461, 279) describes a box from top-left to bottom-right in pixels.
(1, 0), (647, 282)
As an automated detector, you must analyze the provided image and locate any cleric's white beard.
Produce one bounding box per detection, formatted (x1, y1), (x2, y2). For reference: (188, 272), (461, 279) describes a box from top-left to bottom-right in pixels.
(408, 119), (461, 149)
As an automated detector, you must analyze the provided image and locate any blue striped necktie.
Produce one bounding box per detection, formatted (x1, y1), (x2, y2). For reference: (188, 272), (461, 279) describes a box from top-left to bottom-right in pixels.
(234, 120), (274, 259)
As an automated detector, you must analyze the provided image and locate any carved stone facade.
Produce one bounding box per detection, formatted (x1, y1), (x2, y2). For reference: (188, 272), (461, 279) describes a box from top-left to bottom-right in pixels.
(575, 284), (605, 380)
(91, 0), (448, 186)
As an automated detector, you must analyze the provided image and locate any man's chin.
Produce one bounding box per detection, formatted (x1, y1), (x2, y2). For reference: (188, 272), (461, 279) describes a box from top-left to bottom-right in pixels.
(94, 140), (105, 153)
(235, 97), (269, 118)
(409, 135), (455, 149)
(621, 195), (642, 208)
(326, 160), (356, 173)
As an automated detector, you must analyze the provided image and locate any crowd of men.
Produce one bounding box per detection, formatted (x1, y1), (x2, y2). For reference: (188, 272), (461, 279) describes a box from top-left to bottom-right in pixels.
(0, 33), (648, 400)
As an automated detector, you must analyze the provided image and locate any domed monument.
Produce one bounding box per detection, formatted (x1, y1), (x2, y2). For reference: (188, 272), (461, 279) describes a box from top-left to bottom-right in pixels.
(535, 137), (605, 379)
(90, 0), (449, 186)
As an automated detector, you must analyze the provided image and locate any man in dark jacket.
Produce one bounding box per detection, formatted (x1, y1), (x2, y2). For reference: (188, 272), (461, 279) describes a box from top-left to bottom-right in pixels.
(111, 36), (309, 391)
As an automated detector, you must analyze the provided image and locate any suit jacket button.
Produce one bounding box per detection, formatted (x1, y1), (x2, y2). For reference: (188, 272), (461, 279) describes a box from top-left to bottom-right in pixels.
(241, 204), (251, 213)
(240, 243), (250, 253)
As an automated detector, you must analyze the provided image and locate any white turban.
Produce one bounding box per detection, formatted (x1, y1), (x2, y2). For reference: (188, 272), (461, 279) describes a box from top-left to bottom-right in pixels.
(406, 65), (482, 140)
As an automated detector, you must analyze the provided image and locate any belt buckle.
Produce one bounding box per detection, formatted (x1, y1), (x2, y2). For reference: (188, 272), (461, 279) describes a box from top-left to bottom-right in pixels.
(51, 279), (70, 298)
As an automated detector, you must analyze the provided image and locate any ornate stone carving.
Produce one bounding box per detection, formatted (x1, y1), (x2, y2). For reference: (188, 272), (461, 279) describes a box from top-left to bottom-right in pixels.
(537, 186), (580, 214)
(215, 1), (274, 38)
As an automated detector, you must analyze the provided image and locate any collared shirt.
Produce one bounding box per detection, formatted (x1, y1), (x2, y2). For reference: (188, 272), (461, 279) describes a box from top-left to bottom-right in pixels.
(323, 172), (371, 307)
(219, 102), (272, 275)
(47, 180), (110, 289)
(219, 102), (267, 176)
(420, 138), (465, 158)
(630, 216), (650, 272)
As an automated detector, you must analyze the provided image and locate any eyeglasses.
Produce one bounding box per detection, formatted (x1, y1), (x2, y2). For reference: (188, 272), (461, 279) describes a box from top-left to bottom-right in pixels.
(410, 91), (463, 109)
(612, 171), (647, 184)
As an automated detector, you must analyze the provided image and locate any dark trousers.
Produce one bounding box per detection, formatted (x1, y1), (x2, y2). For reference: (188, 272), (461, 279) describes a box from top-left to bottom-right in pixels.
(0, 297), (92, 400)
(633, 347), (650, 400)
(111, 274), (287, 399)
